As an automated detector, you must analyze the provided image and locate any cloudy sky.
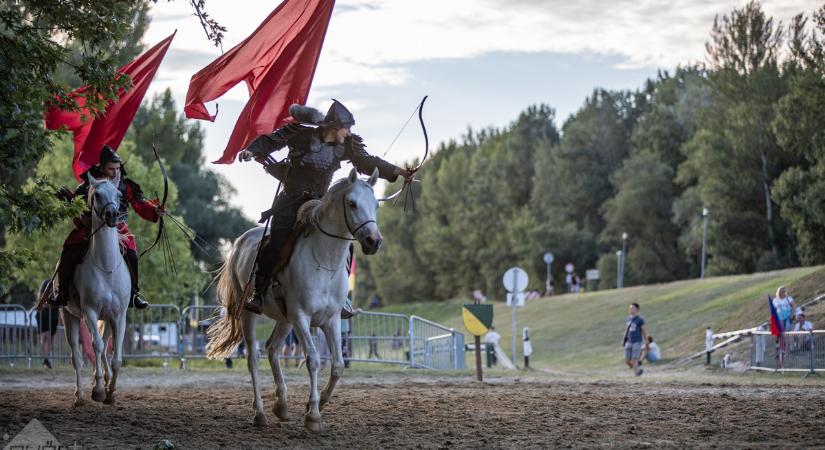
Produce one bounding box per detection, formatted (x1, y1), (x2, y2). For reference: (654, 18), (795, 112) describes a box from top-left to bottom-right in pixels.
(142, 0), (817, 220)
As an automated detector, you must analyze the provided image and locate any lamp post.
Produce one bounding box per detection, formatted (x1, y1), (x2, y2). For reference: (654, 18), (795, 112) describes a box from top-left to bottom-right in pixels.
(701, 207), (709, 279)
(543, 252), (554, 295)
(619, 233), (627, 288)
(616, 250), (623, 289)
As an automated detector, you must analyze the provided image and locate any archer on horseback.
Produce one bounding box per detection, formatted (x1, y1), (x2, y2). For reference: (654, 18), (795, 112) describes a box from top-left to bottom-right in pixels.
(50, 145), (165, 310)
(237, 99), (414, 315)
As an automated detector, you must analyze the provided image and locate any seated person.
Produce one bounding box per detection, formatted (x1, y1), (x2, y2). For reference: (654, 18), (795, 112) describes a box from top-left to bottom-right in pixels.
(645, 336), (661, 363)
(792, 312), (813, 351)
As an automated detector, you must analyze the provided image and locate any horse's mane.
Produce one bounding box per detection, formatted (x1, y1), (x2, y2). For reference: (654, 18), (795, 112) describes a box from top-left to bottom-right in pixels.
(87, 178), (129, 246)
(295, 177), (374, 230)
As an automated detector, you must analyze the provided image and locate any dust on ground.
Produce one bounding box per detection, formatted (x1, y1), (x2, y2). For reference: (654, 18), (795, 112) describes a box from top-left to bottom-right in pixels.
(2, 368), (824, 449)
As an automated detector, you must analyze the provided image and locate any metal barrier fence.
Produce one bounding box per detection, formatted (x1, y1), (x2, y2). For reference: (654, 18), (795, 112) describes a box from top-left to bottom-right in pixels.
(409, 315), (464, 370)
(347, 312), (409, 365)
(0, 304), (465, 370)
(749, 330), (824, 375)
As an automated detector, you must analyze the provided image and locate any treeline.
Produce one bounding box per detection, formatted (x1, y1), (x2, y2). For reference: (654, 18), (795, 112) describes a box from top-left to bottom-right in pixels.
(358, 2), (825, 304)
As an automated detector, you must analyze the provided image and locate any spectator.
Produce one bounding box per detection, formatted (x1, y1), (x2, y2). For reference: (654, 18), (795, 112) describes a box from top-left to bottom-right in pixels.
(369, 294), (383, 309)
(772, 286), (796, 332)
(645, 336), (661, 363)
(623, 303), (648, 376)
(283, 329), (299, 367)
(483, 326), (501, 366)
(793, 312), (814, 351)
(36, 279), (60, 368)
(544, 278), (554, 297)
(368, 333), (381, 359)
(341, 318), (351, 368)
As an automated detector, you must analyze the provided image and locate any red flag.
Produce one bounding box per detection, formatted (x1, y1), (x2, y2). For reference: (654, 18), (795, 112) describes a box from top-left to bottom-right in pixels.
(45, 32), (176, 181)
(184, 0), (335, 164)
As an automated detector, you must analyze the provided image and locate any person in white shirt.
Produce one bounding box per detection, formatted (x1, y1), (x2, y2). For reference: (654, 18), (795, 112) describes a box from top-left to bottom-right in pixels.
(645, 336), (662, 362)
(773, 286), (796, 332)
(792, 312), (814, 351)
(483, 326), (502, 346)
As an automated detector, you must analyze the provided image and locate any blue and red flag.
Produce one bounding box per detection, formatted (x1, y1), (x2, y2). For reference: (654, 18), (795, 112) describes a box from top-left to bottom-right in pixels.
(768, 295), (784, 337)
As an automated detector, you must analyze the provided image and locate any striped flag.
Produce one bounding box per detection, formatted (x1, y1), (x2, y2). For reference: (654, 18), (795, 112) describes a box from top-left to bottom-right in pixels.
(768, 295), (784, 337)
(347, 257), (356, 300)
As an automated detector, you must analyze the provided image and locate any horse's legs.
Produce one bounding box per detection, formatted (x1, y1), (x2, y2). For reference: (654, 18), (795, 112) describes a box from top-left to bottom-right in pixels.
(84, 309), (106, 402)
(242, 311), (267, 426)
(292, 315), (322, 432)
(62, 309), (85, 407)
(100, 321), (112, 388)
(266, 321), (292, 421)
(319, 317), (344, 411)
(104, 313), (125, 405)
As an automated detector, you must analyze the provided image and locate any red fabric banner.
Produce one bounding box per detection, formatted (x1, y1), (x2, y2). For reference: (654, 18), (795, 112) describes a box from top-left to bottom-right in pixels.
(45, 32), (176, 181)
(184, 0), (335, 164)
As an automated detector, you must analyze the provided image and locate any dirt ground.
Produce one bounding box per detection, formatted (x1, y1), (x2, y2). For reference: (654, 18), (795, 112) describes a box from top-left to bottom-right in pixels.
(2, 369), (825, 449)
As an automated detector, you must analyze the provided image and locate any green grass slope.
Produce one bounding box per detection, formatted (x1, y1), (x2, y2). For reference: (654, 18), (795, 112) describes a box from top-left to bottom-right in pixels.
(375, 266), (825, 372)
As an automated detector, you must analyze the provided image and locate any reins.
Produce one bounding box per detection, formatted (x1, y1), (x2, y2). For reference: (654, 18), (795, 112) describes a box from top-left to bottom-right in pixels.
(314, 194), (376, 241)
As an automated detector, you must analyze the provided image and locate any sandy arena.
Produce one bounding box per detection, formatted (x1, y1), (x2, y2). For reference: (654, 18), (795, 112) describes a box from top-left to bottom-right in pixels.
(2, 369), (824, 449)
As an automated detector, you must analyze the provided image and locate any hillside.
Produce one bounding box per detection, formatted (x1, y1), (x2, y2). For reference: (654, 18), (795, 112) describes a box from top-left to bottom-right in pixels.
(377, 266), (825, 372)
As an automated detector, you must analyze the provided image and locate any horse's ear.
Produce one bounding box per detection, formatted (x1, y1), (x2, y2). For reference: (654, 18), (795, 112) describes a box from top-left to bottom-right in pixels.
(368, 167), (379, 186)
(88, 174), (98, 186)
(348, 168), (358, 184)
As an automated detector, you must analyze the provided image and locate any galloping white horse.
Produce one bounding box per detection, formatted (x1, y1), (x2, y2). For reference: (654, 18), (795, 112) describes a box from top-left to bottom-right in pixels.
(61, 175), (131, 406)
(207, 168), (383, 431)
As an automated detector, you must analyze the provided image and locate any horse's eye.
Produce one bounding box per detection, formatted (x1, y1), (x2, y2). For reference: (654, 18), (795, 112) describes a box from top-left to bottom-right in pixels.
(348, 200), (357, 209)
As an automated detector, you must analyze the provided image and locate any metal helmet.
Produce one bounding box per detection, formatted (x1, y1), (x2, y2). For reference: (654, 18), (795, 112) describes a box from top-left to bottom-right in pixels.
(323, 99), (355, 129)
(98, 145), (122, 166)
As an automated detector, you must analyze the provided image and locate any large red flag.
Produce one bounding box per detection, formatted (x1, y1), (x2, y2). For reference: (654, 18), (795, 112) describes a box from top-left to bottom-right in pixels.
(45, 32), (176, 181)
(184, 0), (335, 164)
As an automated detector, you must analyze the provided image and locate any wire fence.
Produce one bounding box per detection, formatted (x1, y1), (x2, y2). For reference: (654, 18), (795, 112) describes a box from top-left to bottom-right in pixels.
(749, 330), (824, 375)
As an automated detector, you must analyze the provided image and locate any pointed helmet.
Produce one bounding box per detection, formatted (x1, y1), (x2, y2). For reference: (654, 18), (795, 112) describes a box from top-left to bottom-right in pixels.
(323, 99), (355, 128)
(98, 145), (122, 166)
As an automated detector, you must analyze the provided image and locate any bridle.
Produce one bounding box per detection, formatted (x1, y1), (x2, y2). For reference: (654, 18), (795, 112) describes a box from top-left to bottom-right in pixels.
(315, 191), (376, 242)
(87, 184), (125, 274)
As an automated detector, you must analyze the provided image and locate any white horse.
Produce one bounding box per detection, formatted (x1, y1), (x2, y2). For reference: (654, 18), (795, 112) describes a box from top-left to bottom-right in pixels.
(61, 175), (131, 406)
(207, 168), (383, 431)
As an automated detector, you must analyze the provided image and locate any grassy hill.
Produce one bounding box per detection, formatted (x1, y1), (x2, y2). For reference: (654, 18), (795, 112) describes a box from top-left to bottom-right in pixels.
(376, 266), (825, 372)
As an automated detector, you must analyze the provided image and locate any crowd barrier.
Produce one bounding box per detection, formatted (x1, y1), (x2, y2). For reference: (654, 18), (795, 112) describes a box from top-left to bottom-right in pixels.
(749, 330), (824, 375)
(0, 304), (465, 370)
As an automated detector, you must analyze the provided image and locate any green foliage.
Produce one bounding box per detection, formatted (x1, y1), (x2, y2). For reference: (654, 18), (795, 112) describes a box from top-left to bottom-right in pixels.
(362, 2), (825, 304)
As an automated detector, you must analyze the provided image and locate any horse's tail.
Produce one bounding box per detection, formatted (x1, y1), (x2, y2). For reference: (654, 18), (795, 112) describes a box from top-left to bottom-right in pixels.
(206, 258), (245, 359)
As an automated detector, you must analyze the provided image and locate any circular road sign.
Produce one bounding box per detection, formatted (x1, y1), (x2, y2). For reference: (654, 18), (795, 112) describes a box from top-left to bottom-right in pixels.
(543, 252), (554, 264)
(565, 263), (575, 274)
(503, 267), (529, 293)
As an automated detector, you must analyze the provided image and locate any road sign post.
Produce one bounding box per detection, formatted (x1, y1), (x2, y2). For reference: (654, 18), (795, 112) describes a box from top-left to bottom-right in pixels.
(503, 267), (528, 365)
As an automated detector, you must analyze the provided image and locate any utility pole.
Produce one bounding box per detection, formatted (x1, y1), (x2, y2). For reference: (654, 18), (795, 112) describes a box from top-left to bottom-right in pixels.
(701, 208), (709, 279)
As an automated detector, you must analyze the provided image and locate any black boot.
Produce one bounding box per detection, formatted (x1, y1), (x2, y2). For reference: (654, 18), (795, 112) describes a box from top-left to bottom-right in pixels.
(51, 243), (88, 306)
(245, 229), (289, 315)
(125, 249), (149, 310)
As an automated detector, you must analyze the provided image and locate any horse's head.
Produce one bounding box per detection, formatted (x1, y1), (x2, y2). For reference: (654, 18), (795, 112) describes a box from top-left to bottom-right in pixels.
(87, 174), (121, 228)
(341, 168), (382, 254)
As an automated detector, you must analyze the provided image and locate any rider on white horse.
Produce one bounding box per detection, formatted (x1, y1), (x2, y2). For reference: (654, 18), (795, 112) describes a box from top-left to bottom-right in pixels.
(237, 100), (414, 315)
(50, 145), (163, 309)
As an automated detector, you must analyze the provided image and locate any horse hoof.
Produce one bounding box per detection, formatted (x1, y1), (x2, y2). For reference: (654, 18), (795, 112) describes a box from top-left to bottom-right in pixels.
(274, 403), (289, 421)
(91, 389), (106, 403)
(304, 415), (321, 432)
(73, 398), (85, 407)
(103, 393), (116, 405)
(253, 413), (268, 427)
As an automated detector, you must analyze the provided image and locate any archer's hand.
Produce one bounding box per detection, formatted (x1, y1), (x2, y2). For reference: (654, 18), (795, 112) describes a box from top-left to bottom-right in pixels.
(55, 186), (74, 202)
(396, 167), (416, 183)
(238, 150), (255, 162)
(155, 205), (166, 217)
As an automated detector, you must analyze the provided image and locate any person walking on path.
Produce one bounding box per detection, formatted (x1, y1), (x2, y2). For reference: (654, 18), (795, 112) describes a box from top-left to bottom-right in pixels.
(623, 303), (648, 376)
